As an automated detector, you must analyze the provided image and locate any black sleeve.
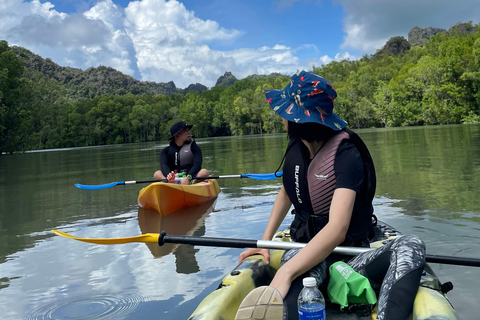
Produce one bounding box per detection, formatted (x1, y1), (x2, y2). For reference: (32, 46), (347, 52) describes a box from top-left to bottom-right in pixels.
(334, 142), (364, 193)
(159, 147), (171, 177)
(187, 143), (203, 177)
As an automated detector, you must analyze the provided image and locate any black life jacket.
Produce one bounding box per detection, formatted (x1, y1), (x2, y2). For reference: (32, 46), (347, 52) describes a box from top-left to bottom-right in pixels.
(167, 139), (195, 173)
(283, 128), (376, 246)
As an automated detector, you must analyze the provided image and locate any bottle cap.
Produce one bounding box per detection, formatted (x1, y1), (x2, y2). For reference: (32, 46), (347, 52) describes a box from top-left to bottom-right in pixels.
(303, 277), (316, 287)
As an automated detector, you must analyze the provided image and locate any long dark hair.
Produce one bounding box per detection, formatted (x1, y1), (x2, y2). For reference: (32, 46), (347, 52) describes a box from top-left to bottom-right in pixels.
(287, 121), (337, 143)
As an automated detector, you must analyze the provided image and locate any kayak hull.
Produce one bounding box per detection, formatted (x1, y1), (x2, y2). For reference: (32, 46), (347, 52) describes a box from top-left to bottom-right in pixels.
(188, 221), (457, 320)
(137, 179), (220, 215)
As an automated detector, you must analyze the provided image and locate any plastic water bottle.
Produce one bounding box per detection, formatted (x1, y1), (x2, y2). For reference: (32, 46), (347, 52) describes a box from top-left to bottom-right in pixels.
(298, 277), (326, 320)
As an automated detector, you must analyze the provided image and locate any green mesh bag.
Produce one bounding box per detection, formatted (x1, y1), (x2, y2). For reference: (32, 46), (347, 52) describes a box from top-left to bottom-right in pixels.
(327, 261), (377, 309)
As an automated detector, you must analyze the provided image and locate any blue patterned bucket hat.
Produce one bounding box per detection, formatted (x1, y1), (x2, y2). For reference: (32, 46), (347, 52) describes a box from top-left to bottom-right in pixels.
(265, 71), (347, 130)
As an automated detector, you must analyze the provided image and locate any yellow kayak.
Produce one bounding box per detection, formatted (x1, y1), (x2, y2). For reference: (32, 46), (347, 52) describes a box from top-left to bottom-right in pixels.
(137, 179), (220, 216)
(188, 221), (458, 320)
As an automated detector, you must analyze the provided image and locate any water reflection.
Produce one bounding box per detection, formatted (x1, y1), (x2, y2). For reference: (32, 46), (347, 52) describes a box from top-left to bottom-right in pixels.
(367, 124), (480, 216)
(137, 198), (217, 273)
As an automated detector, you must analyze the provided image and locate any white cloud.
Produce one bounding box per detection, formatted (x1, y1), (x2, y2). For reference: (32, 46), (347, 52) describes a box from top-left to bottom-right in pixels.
(341, 23), (385, 53)
(2, 0), (478, 89)
(0, 0), (344, 88)
(1, 0), (322, 88)
(123, 0), (243, 87)
(84, 0), (123, 31)
(334, 52), (355, 61)
(338, 0), (480, 53)
(84, 0), (136, 75)
(10, 15), (109, 47)
(0, 0), (66, 34)
(2, 0), (137, 77)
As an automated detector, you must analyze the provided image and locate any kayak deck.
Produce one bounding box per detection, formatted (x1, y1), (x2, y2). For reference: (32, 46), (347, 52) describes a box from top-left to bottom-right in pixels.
(188, 221), (457, 320)
(137, 179), (220, 215)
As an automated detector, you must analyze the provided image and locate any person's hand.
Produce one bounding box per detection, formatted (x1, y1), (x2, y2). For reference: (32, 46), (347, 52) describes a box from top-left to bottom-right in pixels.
(238, 248), (270, 264)
(180, 177), (190, 185)
(167, 171), (176, 183)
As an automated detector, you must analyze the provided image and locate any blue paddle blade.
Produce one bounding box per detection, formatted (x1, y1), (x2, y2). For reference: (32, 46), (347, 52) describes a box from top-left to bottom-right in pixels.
(75, 181), (125, 190)
(242, 172), (283, 180)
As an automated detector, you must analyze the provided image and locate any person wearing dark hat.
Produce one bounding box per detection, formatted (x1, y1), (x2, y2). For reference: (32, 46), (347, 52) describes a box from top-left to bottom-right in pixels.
(153, 121), (208, 185)
(234, 71), (426, 320)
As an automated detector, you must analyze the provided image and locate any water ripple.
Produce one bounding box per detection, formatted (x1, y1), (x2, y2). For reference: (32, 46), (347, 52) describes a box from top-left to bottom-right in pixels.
(24, 294), (145, 320)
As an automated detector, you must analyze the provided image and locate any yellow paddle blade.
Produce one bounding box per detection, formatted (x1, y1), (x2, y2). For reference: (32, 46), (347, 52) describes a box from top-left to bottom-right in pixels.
(51, 230), (160, 244)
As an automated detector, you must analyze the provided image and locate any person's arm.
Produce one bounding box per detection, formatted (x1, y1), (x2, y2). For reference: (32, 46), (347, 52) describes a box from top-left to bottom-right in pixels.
(238, 186), (292, 264)
(187, 143), (203, 177)
(270, 188), (355, 297)
(261, 185), (292, 241)
(159, 147), (172, 177)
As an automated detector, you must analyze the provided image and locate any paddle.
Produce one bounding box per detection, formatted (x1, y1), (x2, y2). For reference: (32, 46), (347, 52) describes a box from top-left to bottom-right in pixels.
(51, 230), (480, 267)
(75, 172), (283, 190)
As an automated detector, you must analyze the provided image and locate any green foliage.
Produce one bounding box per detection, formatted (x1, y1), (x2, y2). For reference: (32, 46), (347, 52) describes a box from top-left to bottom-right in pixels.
(461, 111), (480, 124)
(13, 46), (179, 99)
(0, 40), (35, 154)
(1, 21), (480, 153)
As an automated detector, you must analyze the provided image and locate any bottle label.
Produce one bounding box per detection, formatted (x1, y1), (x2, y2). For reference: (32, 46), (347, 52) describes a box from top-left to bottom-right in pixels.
(298, 303), (326, 320)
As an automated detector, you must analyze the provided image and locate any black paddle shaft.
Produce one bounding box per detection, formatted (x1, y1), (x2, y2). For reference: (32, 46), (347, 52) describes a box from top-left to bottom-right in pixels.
(158, 231), (258, 248)
(425, 254), (480, 267)
(158, 232), (480, 267)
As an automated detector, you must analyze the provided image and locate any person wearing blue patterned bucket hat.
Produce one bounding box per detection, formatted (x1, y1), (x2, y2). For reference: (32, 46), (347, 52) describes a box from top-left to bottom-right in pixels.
(235, 71), (426, 320)
(265, 70), (347, 130)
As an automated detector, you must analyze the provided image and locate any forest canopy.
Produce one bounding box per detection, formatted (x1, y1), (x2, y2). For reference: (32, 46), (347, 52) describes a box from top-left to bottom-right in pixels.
(1, 22), (479, 154)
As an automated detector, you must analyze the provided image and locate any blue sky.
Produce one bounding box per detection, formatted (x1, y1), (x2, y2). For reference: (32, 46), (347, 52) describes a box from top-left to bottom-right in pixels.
(1, 0), (479, 88)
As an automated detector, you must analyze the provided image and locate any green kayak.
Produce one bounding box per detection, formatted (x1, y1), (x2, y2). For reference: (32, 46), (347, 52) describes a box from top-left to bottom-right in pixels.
(188, 221), (457, 320)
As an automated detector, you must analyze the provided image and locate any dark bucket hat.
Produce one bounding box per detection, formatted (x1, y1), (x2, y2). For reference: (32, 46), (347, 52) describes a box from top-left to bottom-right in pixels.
(265, 70), (347, 130)
(170, 121), (193, 139)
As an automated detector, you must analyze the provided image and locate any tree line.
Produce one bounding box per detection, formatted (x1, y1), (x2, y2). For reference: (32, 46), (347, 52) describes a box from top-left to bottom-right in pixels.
(1, 22), (479, 154)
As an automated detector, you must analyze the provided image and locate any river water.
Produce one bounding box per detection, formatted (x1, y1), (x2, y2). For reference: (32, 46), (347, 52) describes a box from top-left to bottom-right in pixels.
(1, 124), (479, 320)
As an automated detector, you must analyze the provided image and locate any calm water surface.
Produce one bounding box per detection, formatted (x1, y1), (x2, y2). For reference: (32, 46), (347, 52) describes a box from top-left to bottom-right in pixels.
(1, 124), (479, 320)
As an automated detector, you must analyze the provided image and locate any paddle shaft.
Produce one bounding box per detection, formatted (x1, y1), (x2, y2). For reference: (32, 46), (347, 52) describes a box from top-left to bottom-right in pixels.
(126, 176), (244, 184)
(125, 173), (283, 182)
(159, 232), (480, 267)
(75, 172), (283, 190)
(124, 179), (166, 185)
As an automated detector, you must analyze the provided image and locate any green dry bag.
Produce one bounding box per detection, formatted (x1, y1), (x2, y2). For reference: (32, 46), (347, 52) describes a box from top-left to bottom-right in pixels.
(327, 261), (377, 309)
